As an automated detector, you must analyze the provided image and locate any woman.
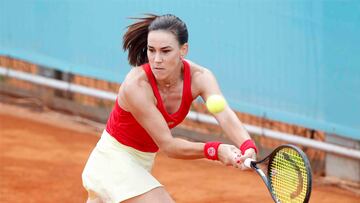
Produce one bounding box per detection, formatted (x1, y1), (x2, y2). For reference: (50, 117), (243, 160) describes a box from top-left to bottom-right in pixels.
(82, 14), (257, 203)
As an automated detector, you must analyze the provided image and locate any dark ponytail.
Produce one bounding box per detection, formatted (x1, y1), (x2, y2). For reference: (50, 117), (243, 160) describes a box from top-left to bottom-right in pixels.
(123, 14), (158, 67)
(123, 14), (188, 67)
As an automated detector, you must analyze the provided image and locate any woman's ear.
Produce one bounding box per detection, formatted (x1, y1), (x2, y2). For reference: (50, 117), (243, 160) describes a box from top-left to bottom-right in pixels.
(180, 43), (188, 58)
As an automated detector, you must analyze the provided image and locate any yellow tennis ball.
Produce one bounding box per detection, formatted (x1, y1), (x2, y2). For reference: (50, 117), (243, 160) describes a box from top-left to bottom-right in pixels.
(206, 94), (226, 114)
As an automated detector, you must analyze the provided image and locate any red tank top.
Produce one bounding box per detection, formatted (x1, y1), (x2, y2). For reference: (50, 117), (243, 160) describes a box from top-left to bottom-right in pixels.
(106, 60), (193, 152)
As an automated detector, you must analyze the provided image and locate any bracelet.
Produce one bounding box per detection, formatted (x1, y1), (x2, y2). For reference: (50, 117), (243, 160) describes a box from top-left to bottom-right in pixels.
(240, 139), (258, 155)
(204, 142), (222, 160)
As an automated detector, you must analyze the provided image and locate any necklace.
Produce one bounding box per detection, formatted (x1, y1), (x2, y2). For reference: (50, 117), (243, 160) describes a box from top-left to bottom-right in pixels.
(164, 81), (177, 88)
(157, 62), (183, 89)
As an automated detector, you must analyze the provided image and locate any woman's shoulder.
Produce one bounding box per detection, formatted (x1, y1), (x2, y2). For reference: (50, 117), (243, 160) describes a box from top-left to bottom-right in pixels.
(186, 59), (217, 97)
(185, 59), (214, 79)
(124, 66), (148, 83)
(121, 66), (151, 92)
(117, 66), (156, 112)
(118, 66), (154, 107)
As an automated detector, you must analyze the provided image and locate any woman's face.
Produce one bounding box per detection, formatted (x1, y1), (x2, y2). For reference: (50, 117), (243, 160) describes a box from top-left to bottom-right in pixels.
(147, 30), (187, 81)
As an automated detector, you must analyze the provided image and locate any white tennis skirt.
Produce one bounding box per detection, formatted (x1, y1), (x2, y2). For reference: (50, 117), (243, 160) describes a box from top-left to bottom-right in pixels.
(82, 130), (162, 203)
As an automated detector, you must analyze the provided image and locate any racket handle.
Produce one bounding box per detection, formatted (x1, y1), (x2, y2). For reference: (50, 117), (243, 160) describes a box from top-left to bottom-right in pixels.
(244, 158), (255, 168)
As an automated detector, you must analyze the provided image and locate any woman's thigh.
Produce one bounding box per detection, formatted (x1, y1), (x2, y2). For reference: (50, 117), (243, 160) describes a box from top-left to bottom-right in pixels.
(122, 187), (174, 203)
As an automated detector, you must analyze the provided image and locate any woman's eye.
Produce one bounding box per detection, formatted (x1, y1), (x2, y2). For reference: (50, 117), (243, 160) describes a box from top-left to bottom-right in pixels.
(162, 50), (170, 53)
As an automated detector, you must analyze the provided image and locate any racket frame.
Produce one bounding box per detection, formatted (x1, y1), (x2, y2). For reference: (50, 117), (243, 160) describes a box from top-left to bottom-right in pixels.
(247, 144), (312, 203)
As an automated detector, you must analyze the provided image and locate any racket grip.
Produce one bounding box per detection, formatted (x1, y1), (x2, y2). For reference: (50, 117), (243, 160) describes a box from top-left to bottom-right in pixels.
(244, 158), (255, 168)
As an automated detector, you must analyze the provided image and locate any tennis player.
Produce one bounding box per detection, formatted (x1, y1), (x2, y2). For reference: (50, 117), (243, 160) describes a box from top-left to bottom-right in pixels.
(82, 14), (257, 203)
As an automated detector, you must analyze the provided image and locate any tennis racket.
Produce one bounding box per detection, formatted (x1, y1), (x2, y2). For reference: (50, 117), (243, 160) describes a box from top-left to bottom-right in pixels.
(244, 144), (312, 203)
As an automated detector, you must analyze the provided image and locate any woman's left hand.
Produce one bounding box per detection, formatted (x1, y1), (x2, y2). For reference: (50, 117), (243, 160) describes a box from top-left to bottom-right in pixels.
(217, 144), (242, 168)
(239, 148), (257, 170)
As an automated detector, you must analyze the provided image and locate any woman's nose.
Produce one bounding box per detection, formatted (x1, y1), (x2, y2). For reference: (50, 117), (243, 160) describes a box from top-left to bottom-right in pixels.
(154, 53), (163, 63)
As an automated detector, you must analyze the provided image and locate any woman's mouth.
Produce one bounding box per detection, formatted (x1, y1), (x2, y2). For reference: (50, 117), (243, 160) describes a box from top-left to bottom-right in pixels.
(153, 67), (165, 71)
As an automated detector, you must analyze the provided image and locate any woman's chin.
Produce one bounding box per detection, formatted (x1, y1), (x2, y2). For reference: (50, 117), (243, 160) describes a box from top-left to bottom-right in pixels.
(152, 71), (167, 80)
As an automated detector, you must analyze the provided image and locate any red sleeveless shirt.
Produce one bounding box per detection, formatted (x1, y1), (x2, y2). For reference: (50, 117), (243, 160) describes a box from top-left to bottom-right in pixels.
(106, 60), (193, 152)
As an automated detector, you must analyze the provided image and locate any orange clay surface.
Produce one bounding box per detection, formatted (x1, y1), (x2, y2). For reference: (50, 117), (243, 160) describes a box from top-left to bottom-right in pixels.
(0, 103), (359, 203)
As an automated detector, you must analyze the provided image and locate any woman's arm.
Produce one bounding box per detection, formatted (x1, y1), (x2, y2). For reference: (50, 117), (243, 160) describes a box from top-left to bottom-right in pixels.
(191, 64), (257, 162)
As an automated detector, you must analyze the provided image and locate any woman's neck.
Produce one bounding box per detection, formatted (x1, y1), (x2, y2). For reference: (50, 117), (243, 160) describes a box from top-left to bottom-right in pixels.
(157, 62), (183, 90)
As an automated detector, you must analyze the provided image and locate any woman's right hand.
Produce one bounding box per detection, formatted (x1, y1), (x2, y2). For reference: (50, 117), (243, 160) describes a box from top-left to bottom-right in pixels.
(217, 144), (242, 168)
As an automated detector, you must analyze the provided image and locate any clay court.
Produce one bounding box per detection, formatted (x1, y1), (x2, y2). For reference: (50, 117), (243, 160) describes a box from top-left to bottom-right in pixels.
(0, 103), (359, 203)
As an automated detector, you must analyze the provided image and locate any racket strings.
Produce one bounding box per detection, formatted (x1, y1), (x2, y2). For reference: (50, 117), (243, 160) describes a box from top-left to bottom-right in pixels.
(269, 148), (309, 203)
